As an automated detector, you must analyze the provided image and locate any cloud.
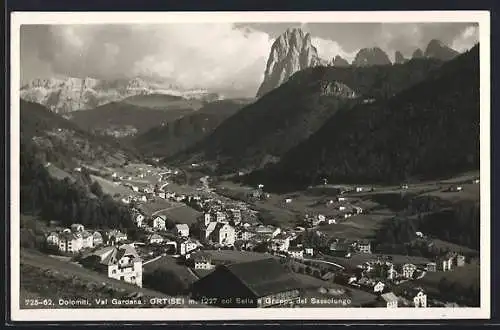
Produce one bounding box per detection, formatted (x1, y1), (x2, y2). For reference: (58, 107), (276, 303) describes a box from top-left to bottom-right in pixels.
(451, 25), (479, 52)
(22, 24), (273, 95)
(21, 22), (480, 95)
(311, 37), (357, 63)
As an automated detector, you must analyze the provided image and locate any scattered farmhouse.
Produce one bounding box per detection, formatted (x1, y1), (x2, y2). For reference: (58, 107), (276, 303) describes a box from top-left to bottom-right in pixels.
(152, 215), (167, 231)
(379, 292), (399, 308)
(174, 224), (190, 238)
(88, 244), (143, 287)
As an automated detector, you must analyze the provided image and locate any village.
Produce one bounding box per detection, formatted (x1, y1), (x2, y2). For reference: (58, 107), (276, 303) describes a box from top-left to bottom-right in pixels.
(37, 161), (480, 309)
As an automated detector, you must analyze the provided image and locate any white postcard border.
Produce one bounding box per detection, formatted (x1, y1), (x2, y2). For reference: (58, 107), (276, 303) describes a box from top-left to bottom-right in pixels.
(9, 10), (491, 321)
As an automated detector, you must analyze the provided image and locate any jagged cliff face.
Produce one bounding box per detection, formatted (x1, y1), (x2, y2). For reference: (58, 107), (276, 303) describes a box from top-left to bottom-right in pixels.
(412, 48), (424, 59)
(352, 47), (392, 66)
(256, 28), (323, 98)
(395, 51), (407, 64)
(330, 55), (350, 67)
(424, 39), (459, 61)
(20, 77), (221, 114)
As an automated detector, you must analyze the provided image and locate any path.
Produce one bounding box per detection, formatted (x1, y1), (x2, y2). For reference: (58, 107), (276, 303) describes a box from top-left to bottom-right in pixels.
(152, 204), (184, 216)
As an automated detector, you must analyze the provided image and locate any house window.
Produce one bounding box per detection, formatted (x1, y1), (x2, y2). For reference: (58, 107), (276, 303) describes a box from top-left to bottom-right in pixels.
(112, 269), (116, 274)
(120, 276), (125, 281)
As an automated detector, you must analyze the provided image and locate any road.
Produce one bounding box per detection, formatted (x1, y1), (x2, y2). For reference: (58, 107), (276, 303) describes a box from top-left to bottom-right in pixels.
(151, 204), (184, 216)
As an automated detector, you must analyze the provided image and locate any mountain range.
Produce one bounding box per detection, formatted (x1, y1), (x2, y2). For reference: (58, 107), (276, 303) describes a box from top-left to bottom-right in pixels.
(173, 55), (446, 173)
(256, 28), (462, 98)
(244, 44), (479, 191)
(20, 77), (222, 114)
(20, 99), (141, 170)
(132, 99), (252, 158)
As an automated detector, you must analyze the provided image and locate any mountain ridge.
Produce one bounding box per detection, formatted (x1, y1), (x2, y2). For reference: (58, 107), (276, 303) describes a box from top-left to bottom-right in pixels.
(20, 76), (222, 113)
(244, 45), (479, 191)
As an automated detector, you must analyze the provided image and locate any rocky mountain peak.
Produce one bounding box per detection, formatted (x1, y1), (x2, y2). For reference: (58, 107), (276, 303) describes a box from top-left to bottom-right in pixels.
(330, 55), (350, 67)
(256, 28), (322, 98)
(352, 47), (392, 66)
(424, 39), (459, 61)
(395, 51), (407, 64)
(412, 48), (424, 59)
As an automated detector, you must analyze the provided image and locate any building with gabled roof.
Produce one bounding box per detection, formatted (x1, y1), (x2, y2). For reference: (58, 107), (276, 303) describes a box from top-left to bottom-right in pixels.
(174, 223), (190, 238)
(380, 292), (399, 308)
(190, 258), (303, 307)
(91, 244), (143, 287)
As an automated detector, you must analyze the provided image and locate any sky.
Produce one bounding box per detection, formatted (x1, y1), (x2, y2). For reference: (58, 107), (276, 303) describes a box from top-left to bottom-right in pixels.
(20, 22), (479, 97)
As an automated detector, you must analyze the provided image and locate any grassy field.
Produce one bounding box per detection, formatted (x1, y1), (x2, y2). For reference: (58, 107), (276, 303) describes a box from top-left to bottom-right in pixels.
(413, 262), (480, 294)
(423, 183), (480, 203)
(20, 249), (161, 295)
(161, 205), (202, 225)
(317, 210), (394, 239)
(46, 164), (75, 181)
(199, 250), (277, 264)
(90, 175), (133, 197)
(138, 199), (180, 216)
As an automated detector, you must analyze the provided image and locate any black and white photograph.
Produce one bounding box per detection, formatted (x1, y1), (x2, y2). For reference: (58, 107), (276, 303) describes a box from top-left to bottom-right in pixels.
(9, 11), (490, 321)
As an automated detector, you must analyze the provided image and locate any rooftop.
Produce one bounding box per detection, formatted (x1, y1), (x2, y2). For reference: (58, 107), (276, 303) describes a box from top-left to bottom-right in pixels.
(223, 258), (303, 297)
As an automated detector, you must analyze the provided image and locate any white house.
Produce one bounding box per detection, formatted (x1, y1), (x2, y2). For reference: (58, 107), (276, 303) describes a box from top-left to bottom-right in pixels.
(271, 234), (291, 252)
(337, 197), (347, 202)
(402, 263), (417, 279)
(192, 252), (214, 270)
(373, 281), (385, 293)
(304, 247), (314, 256)
(380, 292), (399, 308)
(92, 244), (143, 287)
(174, 224), (190, 238)
(212, 223), (236, 247)
(328, 218), (337, 225)
(108, 230), (128, 244)
(216, 211), (227, 223)
(152, 215), (167, 231)
(284, 198), (293, 204)
(46, 232), (60, 246)
(71, 224), (85, 233)
(58, 232), (83, 253)
(353, 206), (363, 214)
(288, 247), (304, 259)
(81, 231), (94, 249)
(148, 233), (164, 244)
(92, 231), (103, 246)
(338, 206), (346, 211)
(179, 239), (198, 255)
(203, 213), (212, 227)
(410, 289), (427, 308)
(134, 213), (145, 228)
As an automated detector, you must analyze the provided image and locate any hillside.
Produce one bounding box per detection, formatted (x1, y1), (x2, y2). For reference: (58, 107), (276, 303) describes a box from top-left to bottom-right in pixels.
(133, 99), (251, 158)
(122, 93), (204, 110)
(20, 100), (141, 170)
(20, 77), (221, 113)
(175, 58), (445, 173)
(66, 101), (195, 136)
(245, 45), (479, 191)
